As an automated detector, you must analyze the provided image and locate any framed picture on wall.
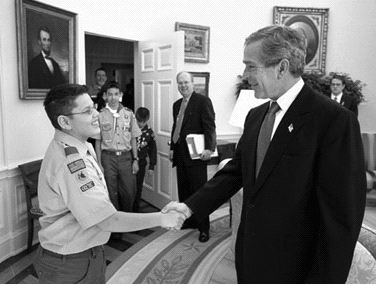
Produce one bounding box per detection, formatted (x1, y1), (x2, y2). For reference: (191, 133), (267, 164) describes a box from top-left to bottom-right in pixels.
(273, 6), (329, 74)
(175, 22), (210, 63)
(190, 72), (210, 97)
(16, 0), (77, 99)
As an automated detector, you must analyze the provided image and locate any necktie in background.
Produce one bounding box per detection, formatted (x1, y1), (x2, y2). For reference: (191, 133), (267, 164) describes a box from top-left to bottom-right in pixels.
(333, 96), (338, 102)
(256, 101), (280, 178)
(172, 99), (188, 143)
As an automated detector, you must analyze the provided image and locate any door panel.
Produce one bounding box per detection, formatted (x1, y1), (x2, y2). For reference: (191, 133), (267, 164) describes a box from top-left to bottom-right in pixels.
(135, 32), (184, 209)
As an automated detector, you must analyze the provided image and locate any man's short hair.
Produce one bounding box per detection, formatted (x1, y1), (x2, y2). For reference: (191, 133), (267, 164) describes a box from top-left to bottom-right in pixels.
(95, 67), (107, 76)
(244, 25), (307, 77)
(44, 84), (88, 130)
(331, 74), (346, 85)
(136, 107), (150, 122)
(37, 26), (51, 40)
(103, 81), (121, 92)
(176, 71), (194, 82)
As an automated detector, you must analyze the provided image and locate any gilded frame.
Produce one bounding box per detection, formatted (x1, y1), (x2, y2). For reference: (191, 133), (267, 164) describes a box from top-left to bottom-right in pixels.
(175, 22), (210, 63)
(190, 72), (210, 97)
(273, 6), (329, 74)
(16, 0), (77, 99)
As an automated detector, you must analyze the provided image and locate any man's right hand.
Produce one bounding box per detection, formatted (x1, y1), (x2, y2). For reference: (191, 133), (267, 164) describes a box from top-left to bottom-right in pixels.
(162, 201), (192, 219)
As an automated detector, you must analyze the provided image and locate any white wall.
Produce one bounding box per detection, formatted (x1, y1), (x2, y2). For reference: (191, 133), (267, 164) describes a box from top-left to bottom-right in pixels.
(0, 0), (375, 260)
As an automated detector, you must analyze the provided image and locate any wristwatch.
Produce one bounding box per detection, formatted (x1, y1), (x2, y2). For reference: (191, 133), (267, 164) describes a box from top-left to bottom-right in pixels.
(133, 157), (139, 161)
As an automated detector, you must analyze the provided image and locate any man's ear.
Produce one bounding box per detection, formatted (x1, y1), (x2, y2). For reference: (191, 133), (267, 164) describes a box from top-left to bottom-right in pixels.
(277, 59), (289, 78)
(57, 115), (72, 130)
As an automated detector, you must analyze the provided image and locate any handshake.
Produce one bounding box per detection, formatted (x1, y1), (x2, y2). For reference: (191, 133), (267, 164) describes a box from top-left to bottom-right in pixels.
(160, 201), (192, 231)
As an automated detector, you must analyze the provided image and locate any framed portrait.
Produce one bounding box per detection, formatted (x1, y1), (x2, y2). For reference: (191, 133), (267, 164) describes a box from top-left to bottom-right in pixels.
(175, 22), (210, 63)
(16, 0), (77, 99)
(273, 6), (329, 74)
(190, 72), (210, 97)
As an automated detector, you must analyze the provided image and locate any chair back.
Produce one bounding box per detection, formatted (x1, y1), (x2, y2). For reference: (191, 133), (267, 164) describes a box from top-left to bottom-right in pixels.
(18, 159), (43, 211)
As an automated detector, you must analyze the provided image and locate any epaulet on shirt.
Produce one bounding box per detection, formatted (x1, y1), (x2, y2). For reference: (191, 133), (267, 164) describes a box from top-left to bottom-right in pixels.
(64, 146), (79, 157)
(123, 106), (132, 112)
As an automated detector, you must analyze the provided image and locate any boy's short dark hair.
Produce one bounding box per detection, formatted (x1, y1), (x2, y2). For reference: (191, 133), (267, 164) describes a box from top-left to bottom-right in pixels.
(44, 84), (88, 130)
(136, 107), (150, 122)
(104, 81), (121, 92)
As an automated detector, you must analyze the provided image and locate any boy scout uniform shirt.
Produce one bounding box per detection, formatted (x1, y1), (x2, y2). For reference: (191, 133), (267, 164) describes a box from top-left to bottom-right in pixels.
(98, 106), (142, 151)
(38, 130), (117, 255)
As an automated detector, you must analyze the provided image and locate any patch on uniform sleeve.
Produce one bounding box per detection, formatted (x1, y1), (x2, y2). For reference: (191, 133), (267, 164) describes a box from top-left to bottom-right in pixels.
(67, 159), (86, 174)
(64, 146), (79, 156)
(80, 181), (95, 192)
(76, 170), (90, 183)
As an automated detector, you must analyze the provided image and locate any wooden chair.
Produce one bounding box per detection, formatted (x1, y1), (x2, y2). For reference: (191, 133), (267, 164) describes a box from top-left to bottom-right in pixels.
(18, 159), (44, 252)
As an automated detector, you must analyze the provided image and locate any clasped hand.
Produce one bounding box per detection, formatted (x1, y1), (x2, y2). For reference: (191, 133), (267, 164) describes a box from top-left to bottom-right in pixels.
(161, 201), (192, 231)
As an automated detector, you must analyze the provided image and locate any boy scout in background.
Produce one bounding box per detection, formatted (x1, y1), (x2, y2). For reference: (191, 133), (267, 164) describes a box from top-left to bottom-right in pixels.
(34, 84), (184, 283)
(95, 81), (140, 218)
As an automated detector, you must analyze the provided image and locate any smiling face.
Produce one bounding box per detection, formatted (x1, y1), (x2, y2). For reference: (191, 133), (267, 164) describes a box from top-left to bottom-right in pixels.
(242, 41), (281, 100)
(177, 72), (194, 99)
(95, 70), (107, 87)
(65, 94), (100, 143)
(105, 87), (122, 109)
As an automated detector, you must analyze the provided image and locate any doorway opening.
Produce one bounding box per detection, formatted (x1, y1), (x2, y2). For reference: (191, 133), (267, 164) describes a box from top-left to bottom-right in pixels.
(85, 34), (135, 111)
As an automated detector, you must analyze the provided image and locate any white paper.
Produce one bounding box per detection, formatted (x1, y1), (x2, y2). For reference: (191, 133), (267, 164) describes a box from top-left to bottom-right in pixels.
(186, 134), (218, 159)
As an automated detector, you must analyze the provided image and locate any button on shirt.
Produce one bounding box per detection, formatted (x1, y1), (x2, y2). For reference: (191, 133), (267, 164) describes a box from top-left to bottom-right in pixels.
(98, 106), (142, 151)
(38, 130), (117, 254)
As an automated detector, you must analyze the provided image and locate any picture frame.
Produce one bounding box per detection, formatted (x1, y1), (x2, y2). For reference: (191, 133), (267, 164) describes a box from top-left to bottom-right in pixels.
(190, 72), (210, 97)
(16, 0), (77, 99)
(175, 22), (210, 63)
(273, 6), (329, 74)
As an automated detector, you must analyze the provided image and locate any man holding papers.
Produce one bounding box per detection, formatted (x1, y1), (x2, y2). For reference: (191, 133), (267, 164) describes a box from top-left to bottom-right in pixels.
(169, 71), (216, 242)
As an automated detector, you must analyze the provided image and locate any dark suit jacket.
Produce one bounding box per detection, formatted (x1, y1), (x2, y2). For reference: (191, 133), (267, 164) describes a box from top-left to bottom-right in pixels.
(28, 53), (66, 89)
(170, 92), (216, 167)
(185, 84), (366, 283)
(327, 93), (359, 117)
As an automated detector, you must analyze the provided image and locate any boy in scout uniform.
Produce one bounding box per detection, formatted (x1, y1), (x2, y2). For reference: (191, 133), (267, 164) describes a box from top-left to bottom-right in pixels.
(34, 84), (184, 283)
(95, 81), (141, 215)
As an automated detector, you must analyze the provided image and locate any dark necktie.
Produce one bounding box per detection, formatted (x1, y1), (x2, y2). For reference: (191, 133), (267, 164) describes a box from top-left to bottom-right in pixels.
(256, 101), (280, 178)
(172, 99), (188, 143)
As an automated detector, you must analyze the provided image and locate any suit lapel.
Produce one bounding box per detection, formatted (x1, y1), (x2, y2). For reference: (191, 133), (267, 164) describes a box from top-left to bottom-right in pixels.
(252, 85), (314, 196)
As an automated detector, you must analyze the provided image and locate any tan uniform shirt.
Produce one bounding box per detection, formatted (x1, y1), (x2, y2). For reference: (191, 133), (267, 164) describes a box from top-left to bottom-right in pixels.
(98, 106), (141, 151)
(38, 130), (117, 254)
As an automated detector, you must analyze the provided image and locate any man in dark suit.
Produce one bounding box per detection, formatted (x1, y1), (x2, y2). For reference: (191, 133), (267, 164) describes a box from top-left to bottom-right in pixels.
(28, 26), (66, 89)
(329, 74), (359, 116)
(163, 26), (366, 283)
(169, 71), (216, 243)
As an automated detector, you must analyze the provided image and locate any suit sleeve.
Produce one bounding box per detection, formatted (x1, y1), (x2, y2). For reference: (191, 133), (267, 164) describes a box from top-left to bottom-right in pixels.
(306, 109), (366, 282)
(201, 97), (216, 151)
(185, 135), (244, 221)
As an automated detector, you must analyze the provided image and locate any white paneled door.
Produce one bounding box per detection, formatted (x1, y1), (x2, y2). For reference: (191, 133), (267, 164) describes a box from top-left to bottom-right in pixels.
(135, 32), (184, 209)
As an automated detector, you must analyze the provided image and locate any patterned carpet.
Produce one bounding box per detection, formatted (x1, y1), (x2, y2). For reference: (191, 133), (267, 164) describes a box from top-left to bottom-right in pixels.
(106, 207), (232, 284)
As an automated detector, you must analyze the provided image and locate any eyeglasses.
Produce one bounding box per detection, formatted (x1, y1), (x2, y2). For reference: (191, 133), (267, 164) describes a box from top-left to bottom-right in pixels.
(65, 106), (95, 116)
(331, 83), (343, 87)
